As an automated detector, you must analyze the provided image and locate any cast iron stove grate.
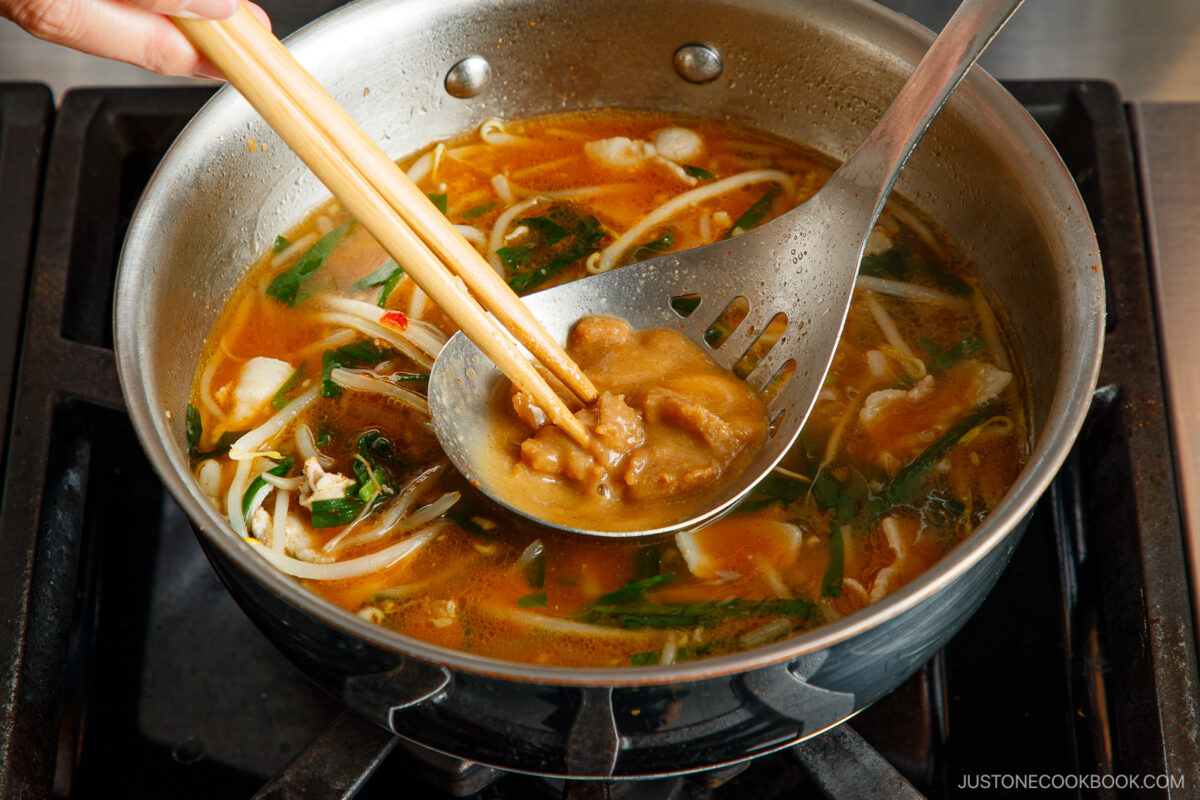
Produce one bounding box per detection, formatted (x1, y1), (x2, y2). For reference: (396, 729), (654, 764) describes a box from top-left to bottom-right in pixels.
(0, 81), (1195, 799)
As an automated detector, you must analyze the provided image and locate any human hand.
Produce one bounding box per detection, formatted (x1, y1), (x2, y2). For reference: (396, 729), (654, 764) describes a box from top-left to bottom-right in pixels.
(1, 0), (271, 79)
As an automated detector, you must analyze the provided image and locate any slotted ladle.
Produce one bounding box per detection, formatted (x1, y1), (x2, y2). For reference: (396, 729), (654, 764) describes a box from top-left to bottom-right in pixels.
(429, 0), (1024, 538)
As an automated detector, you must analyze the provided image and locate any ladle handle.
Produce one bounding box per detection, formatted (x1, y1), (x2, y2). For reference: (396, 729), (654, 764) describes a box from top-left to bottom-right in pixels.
(829, 0), (1023, 220)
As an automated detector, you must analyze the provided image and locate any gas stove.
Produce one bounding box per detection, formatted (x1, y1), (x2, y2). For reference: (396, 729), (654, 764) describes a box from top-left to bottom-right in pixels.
(0, 80), (1196, 799)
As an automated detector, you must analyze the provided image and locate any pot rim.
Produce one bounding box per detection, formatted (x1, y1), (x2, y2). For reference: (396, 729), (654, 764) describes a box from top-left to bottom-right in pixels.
(114, 0), (1104, 687)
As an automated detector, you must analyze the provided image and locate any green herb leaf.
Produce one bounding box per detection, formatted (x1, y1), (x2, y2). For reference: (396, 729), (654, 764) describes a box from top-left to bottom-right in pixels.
(378, 268), (405, 307)
(630, 651), (658, 666)
(267, 221), (354, 306)
(321, 340), (392, 398)
(271, 362), (307, 409)
(523, 215), (571, 245)
(351, 260), (401, 292)
(517, 592), (548, 608)
(428, 192), (448, 215)
(669, 295), (701, 316)
(186, 403), (202, 454)
(753, 475), (809, 503)
(860, 248), (908, 280)
(928, 336), (987, 373)
(338, 340), (388, 363)
(633, 230), (674, 260)
(525, 553), (547, 589)
(461, 201), (497, 220)
(496, 245), (533, 269)
(810, 471), (842, 510)
(683, 164), (716, 181)
(507, 242), (587, 292)
(242, 457), (295, 520)
(918, 337), (940, 356)
(315, 427), (332, 447)
(725, 190), (775, 239)
(860, 247), (973, 296)
(192, 430), (246, 459)
(311, 496), (366, 528)
(821, 522), (844, 597)
(504, 207), (607, 292)
(272, 235), (290, 253)
(866, 407), (991, 522)
(594, 573), (676, 606)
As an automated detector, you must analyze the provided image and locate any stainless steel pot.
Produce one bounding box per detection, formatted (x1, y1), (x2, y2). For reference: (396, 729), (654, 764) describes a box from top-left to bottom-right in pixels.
(114, 0), (1104, 778)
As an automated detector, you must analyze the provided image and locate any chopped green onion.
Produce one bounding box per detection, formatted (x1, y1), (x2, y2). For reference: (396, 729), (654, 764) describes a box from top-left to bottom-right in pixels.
(594, 572), (675, 606)
(820, 522), (844, 598)
(860, 248), (908, 280)
(525, 553), (547, 589)
(725, 190), (775, 239)
(351, 260), (401, 292)
(310, 496), (366, 528)
(523, 215), (571, 245)
(496, 245), (533, 269)
(682, 164), (716, 181)
(377, 268), (405, 307)
(461, 201), (496, 220)
(272, 235), (290, 253)
(517, 592), (548, 608)
(866, 407), (990, 522)
(271, 362), (307, 409)
(669, 295), (701, 316)
(321, 340), (391, 398)
(929, 336), (987, 373)
(266, 221), (354, 306)
(185, 403), (202, 454)
(428, 193), (448, 215)
(242, 457), (295, 520)
(633, 230), (674, 260)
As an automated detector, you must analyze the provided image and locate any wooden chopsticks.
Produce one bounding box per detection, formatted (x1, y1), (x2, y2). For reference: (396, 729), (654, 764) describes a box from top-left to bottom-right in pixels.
(175, 7), (597, 448)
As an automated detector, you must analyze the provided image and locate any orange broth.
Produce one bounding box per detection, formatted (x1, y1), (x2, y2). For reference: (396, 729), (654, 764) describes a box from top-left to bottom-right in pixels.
(188, 111), (1028, 668)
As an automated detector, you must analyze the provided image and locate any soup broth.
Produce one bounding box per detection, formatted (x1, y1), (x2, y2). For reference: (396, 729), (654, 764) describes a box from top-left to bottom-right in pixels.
(188, 111), (1028, 668)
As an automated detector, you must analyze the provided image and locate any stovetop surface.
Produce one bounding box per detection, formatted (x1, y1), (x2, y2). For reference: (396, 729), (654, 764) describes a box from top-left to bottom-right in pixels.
(0, 80), (1196, 798)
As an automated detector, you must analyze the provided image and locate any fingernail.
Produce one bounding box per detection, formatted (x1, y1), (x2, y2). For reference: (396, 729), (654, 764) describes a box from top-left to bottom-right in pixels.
(176, 0), (239, 20)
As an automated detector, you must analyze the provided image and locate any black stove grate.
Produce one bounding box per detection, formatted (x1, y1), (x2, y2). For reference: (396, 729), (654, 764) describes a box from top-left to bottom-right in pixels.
(0, 81), (1195, 799)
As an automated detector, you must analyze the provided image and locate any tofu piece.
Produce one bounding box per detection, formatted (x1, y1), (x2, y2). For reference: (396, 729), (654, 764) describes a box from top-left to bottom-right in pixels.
(584, 136), (657, 169)
(229, 356), (294, 425)
(651, 127), (703, 162)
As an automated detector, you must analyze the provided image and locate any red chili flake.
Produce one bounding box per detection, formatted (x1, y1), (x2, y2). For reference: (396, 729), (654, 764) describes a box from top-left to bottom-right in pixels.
(382, 310), (409, 331)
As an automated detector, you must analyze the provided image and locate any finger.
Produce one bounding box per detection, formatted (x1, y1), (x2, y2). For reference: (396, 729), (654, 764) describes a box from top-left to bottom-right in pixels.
(4, 0), (272, 77)
(6, 0), (201, 75)
(120, 0), (236, 20)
